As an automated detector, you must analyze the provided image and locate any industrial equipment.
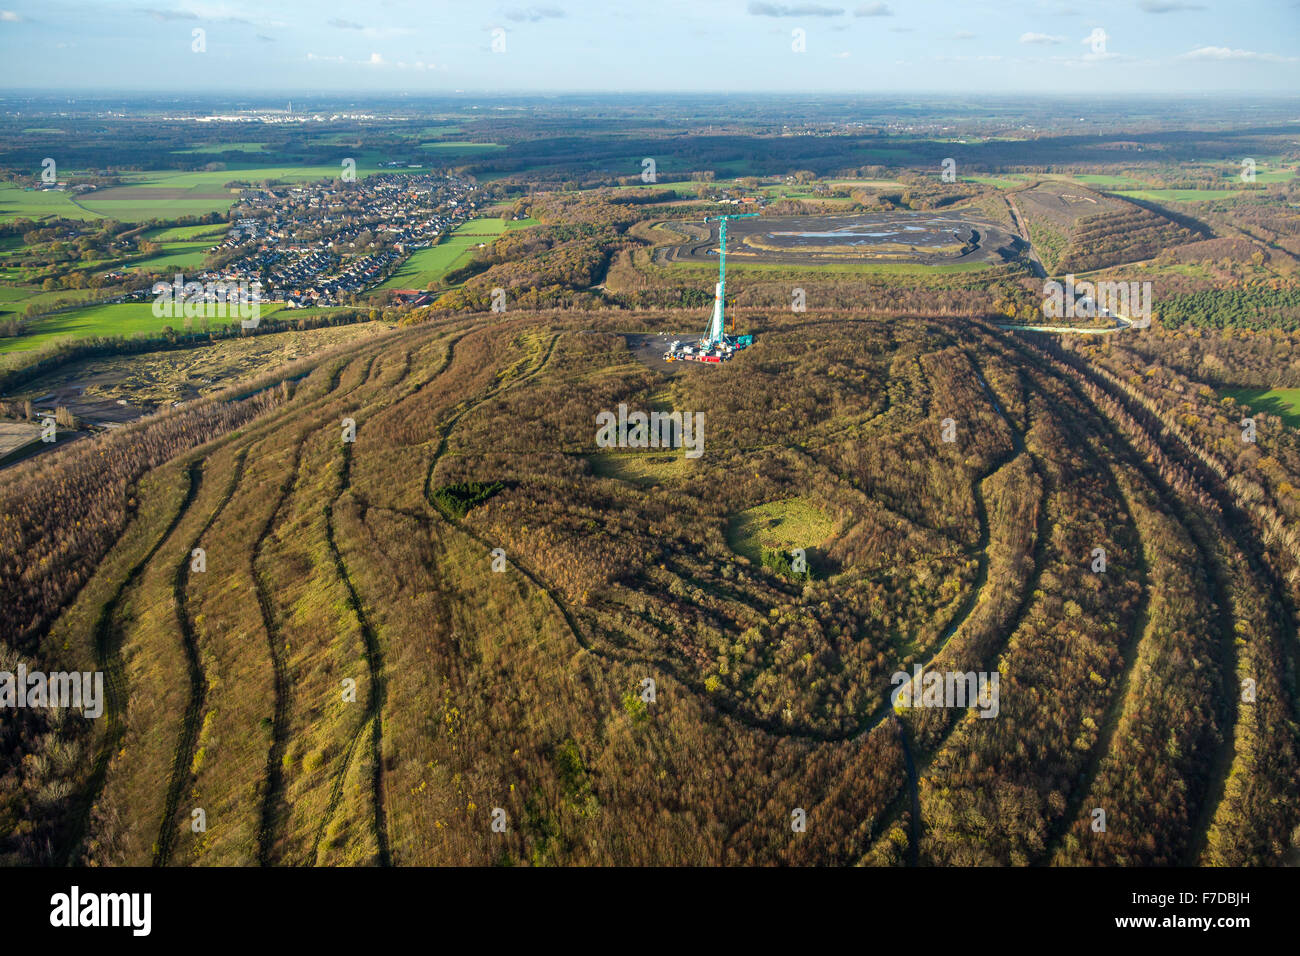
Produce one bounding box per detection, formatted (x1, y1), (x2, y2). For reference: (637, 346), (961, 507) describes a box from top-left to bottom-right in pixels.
(663, 213), (758, 364)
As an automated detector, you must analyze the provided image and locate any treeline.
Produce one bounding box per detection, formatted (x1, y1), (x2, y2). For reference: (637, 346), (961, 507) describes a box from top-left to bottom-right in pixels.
(441, 224), (604, 288)
(1032, 333), (1300, 863)
(1155, 286), (1300, 331)
(431, 237), (616, 312)
(918, 330), (1209, 865)
(1116, 327), (1300, 388)
(427, 191), (662, 310)
(1053, 464), (1222, 864)
(870, 176), (982, 212)
(5, 210), (225, 246)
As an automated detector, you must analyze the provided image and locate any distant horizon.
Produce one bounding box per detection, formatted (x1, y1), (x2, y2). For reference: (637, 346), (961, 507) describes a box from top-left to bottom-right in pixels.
(1, 0), (1296, 96)
(3, 90), (1299, 107)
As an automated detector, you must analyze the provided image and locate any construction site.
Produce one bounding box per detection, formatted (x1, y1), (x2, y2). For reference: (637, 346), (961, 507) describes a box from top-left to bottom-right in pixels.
(657, 210), (1022, 269)
(663, 213), (758, 364)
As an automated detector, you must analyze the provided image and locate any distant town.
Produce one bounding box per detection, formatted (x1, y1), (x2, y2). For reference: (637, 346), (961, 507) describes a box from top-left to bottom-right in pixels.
(122, 172), (481, 309)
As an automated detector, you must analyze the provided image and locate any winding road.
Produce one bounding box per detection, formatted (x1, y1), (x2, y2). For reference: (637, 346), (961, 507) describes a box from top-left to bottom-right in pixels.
(996, 310), (1142, 336)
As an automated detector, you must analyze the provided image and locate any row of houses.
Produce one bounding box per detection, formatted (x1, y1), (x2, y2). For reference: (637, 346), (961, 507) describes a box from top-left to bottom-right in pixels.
(205, 172), (480, 307)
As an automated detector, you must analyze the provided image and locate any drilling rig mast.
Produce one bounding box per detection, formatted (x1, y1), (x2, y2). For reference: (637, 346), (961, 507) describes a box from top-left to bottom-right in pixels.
(664, 212), (759, 364)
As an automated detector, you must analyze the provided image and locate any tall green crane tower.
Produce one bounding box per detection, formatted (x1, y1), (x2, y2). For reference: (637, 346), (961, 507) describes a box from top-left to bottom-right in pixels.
(702, 213), (758, 347)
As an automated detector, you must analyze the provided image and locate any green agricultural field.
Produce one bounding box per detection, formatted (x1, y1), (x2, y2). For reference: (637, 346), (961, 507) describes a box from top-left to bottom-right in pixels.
(76, 198), (231, 219)
(453, 217), (508, 236)
(1071, 174), (1149, 188)
(474, 214), (540, 228)
(418, 141), (504, 151)
(1252, 168), (1296, 184)
(605, 177), (906, 200)
(1221, 387), (1300, 429)
(378, 217), (537, 290)
(0, 184), (104, 222)
(124, 241), (215, 273)
(1115, 187), (1253, 203)
(113, 165), (393, 191)
(0, 286), (36, 321)
(145, 224), (226, 242)
(0, 286), (110, 321)
(452, 217), (514, 236)
(603, 182), (699, 197)
(0, 301), (315, 353)
(173, 143), (272, 154)
(8, 163), (420, 223)
(479, 203), (540, 226)
(826, 178), (908, 190)
(377, 237), (483, 291)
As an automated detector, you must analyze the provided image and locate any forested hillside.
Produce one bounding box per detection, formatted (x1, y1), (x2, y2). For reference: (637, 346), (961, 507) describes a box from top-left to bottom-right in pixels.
(3, 309), (1296, 866)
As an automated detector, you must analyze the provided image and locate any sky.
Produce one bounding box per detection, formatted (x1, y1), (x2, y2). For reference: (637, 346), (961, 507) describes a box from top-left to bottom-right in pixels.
(0, 0), (1297, 95)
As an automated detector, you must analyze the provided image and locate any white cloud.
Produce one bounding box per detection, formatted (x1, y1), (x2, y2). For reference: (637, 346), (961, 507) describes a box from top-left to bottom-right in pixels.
(1139, 1), (1206, 12)
(1062, 51), (1122, 66)
(505, 5), (565, 22)
(1, 10), (22, 21)
(329, 19), (412, 39)
(1179, 46), (1295, 62)
(307, 51), (438, 71)
(748, 3), (845, 16)
(1020, 32), (1064, 45)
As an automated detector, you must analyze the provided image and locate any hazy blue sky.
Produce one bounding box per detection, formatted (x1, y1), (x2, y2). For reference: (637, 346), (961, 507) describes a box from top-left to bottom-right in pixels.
(0, 0), (1296, 94)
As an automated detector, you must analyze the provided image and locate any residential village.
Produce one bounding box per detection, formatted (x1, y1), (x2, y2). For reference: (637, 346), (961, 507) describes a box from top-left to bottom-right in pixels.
(125, 172), (480, 309)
